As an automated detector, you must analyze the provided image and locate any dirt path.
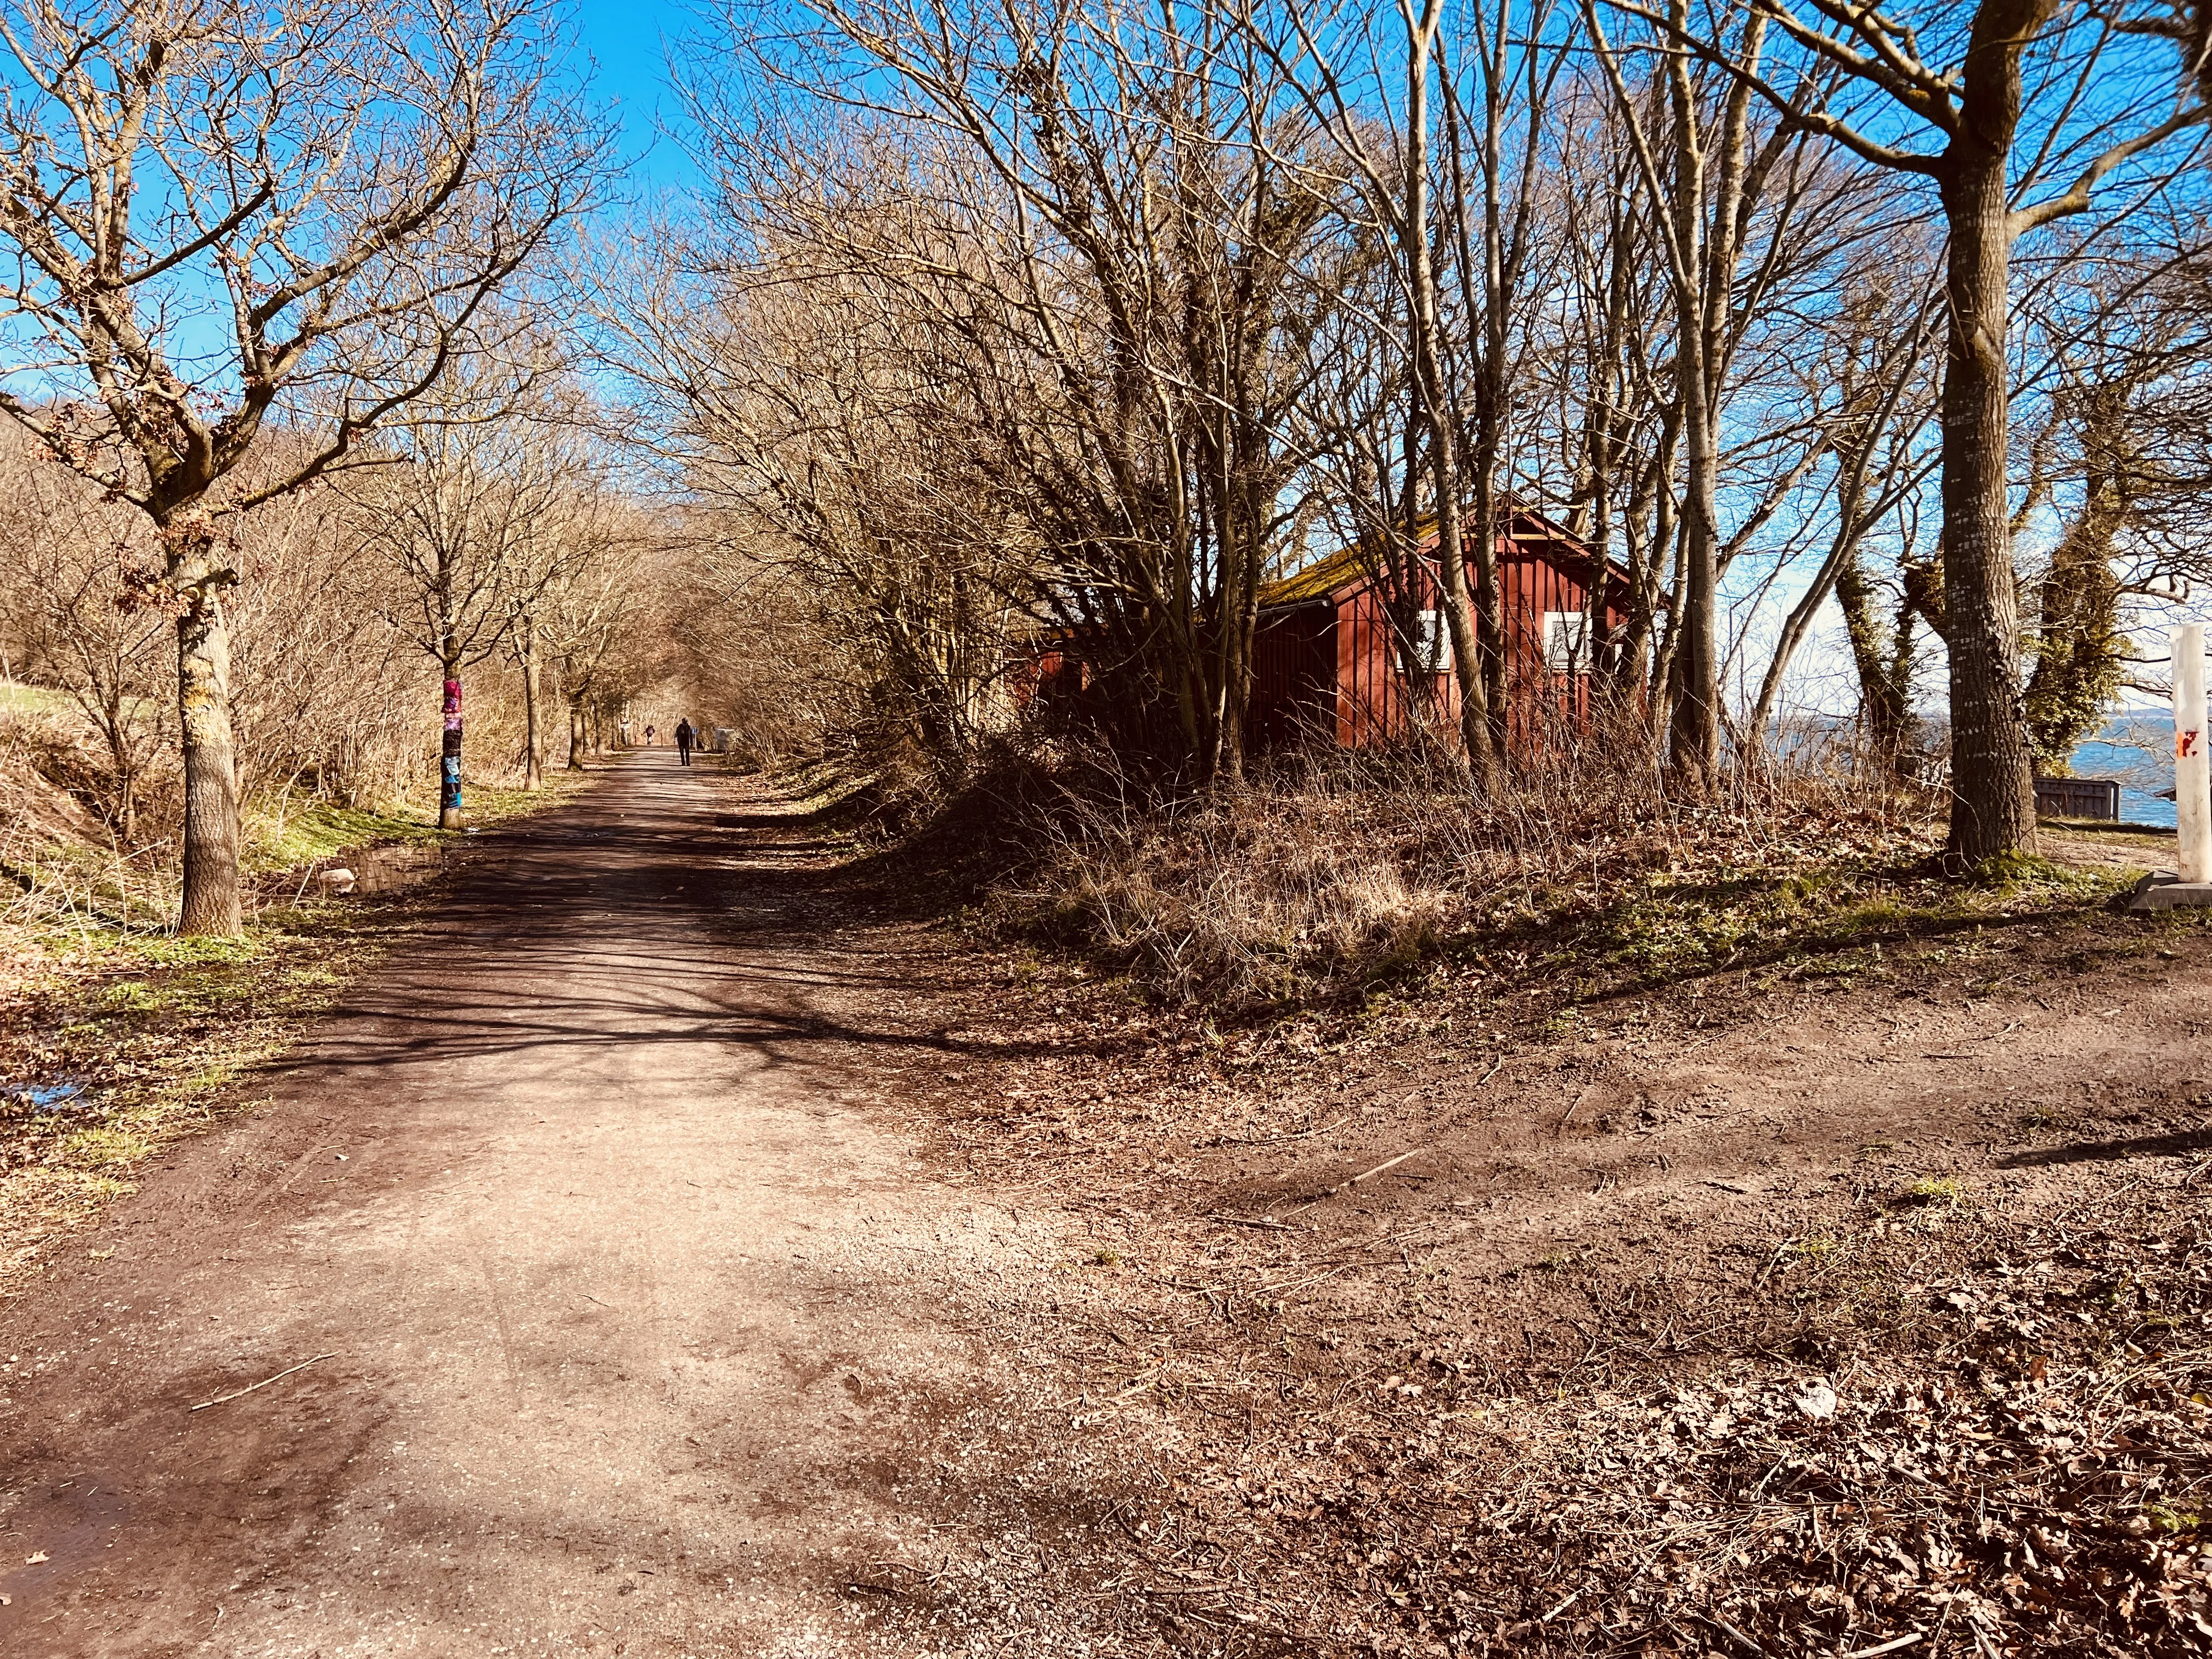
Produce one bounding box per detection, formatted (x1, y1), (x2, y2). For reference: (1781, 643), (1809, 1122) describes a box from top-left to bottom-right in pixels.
(0, 761), (1099, 1657)
(5, 764), (2208, 1657)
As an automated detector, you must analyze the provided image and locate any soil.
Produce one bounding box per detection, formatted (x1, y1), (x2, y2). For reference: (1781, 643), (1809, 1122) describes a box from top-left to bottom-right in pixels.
(1, 764), (2206, 1656)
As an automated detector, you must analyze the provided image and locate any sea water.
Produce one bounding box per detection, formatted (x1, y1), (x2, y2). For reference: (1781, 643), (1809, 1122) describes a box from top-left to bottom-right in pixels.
(2070, 715), (2174, 826)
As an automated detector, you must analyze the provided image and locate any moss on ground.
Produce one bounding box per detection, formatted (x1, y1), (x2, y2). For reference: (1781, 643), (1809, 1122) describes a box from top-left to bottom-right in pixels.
(0, 683), (70, 716)
(245, 770), (589, 873)
(1506, 850), (2136, 1003)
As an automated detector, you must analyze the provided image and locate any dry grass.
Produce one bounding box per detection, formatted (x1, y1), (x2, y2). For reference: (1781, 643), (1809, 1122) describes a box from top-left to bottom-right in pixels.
(992, 731), (1983, 1008)
(0, 702), (589, 933)
(892, 827), (2212, 1656)
(0, 912), (393, 1297)
(0, 707), (177, 932)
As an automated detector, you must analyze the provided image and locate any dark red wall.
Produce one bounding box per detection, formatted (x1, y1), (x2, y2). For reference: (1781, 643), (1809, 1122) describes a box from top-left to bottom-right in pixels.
(1250, 606), (1337, 748)
(1253, 532), (1628, 754)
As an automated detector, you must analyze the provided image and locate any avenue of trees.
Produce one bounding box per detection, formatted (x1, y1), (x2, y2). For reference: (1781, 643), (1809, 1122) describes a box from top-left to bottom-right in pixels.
(5, 0), (2212, 933)
(627, 0), (2212, 865)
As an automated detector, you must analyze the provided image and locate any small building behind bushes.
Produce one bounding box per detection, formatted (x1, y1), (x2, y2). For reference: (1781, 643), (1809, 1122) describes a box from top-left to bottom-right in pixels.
(1250, 505), (1634, 751)
(1014, 503), (1637, 758)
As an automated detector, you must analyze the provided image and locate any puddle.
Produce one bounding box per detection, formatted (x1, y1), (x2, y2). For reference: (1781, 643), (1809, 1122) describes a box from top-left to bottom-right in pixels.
(1, 1080), (84, 1111)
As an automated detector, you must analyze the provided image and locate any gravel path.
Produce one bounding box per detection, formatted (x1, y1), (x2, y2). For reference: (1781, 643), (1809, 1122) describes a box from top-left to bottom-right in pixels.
(0, 761), (1104, 1657)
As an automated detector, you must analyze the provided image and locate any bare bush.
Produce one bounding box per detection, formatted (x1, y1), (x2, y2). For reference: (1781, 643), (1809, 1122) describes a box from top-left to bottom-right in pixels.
(1000, 727), (1943, 1007)
(0, 702), (176, 930)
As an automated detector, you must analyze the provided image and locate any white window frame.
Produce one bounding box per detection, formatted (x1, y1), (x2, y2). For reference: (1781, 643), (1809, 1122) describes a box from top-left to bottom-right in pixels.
(1543, 610), (1589, 674)
(1412, 608), (1449, 674)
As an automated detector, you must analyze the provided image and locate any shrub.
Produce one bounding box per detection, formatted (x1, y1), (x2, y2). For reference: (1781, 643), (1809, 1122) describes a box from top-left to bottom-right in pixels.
(989, 724), (1946, 1007)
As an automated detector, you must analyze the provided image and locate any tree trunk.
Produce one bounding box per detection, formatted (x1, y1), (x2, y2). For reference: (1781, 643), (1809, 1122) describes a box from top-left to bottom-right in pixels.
(1667, 354), (1722, 795)
(1660, 0), (1724, 798)
(175, 580), (242, 935)
(1214, 488), (1252, 789)
(2023, 380), (2130, 771)
(567, 696), (587, 770)
(439, 660), (465, 830)
(1936, 149), (2038, 865)
(1404, 1), (1500, 789)
(102, 693), (138, 846)
(520, 614), (544, 791)
(1835, 551), (1915, 761)
(1746, 477), (1873, 751)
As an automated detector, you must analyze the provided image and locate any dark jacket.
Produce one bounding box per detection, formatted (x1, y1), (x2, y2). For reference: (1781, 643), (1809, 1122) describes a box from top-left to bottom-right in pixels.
(675, 721), (695, 749)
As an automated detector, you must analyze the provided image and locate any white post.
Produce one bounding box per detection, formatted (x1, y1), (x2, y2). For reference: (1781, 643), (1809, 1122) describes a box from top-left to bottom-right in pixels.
(2176, 624), (2210, 883)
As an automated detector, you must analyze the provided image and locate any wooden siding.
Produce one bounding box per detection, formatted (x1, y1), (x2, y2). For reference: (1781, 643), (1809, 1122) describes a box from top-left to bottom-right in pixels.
(1250, 605), (1336, 748)
(1251, 517), (1630, 754)
(1030, 505), (1634, 757)
(1335, 583), (1450, 745)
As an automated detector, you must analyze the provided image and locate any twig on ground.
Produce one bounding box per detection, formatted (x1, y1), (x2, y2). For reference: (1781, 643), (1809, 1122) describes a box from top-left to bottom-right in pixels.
(1280, 1149), (1427, 1215)
(1212, 1115), (1352, 1148)
(1840, 1633), (1926, 1659)
(189, 1353), (334, 1412)
(1556, 1086), (1595, 1132)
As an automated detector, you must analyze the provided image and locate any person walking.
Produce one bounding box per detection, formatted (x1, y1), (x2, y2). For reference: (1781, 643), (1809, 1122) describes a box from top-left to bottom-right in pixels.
(644, 724), (656, 748)
(675, 718), (695, 766)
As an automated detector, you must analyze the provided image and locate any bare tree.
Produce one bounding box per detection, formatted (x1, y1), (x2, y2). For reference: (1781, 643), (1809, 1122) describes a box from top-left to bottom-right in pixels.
(1548, 73), (1680, 703)
(647, 1), (1371, 790)
(1254, 0), (1529, 782)
(0, 433), (167, 840)
(1741, 258), (1942, 748)
(1587, 1), (1845, 793)
(0, 0), (603, 929)
(223, 452), (424, 810)
(541, 519), (659, 772)
(506, 425), (624, 792)
(1625, 0), (2209, 858)
(350, 372), (575, 827)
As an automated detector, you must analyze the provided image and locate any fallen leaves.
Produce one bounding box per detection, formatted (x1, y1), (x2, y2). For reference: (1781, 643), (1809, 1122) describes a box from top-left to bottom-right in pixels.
(1795, 1378), (1839, 1420)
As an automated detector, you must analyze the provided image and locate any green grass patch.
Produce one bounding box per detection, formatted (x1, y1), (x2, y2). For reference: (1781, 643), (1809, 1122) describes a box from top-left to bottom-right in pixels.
(247, 770), (590, 874)
(2141, 1500), (2202, 1537)
(0, 681), (70, 716)
(58, 1126), (151, 1168)
(116, 930), (275, 967)
(245, 800), (442, 872)
(1522, 853), (2128, 1002)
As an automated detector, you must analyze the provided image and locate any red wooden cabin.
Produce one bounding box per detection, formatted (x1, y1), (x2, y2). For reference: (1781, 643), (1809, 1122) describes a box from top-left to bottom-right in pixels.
(1250, 505), (1634, 751)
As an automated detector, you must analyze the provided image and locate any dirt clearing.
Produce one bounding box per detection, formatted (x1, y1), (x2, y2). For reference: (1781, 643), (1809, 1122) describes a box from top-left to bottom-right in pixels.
(1, 765), (2207, 1656)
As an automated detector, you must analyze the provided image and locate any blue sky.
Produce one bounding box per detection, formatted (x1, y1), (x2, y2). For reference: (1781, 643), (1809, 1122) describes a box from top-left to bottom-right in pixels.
(573, 0), (700, 189)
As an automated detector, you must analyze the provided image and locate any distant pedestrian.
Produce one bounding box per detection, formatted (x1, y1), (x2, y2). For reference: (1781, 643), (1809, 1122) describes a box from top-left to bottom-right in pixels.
(644, 724), (656, 747)
(675, 719), (695, 766)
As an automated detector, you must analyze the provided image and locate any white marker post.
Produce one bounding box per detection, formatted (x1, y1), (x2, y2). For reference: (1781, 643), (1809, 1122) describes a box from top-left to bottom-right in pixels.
(2176, 624), (2210, 884)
